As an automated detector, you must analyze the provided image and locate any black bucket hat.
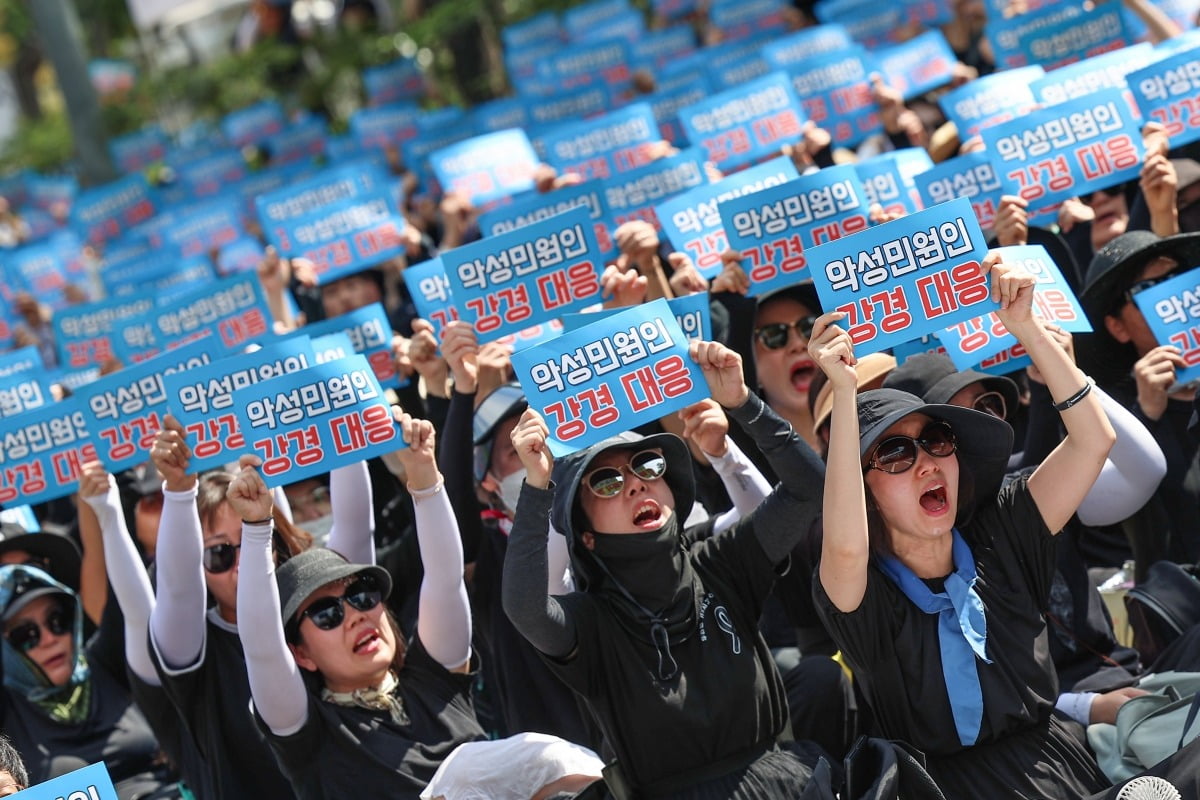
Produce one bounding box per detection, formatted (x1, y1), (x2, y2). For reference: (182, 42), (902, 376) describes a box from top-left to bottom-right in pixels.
(755, 281), (823, 315)
(472, 383), (528, 482)
(275, 547), (392, 631)
(0, 522), (82, 592)
(883, 352), (1019, 420)
(857, 388), (1014, 504)
(1081, 231), (1200, 318)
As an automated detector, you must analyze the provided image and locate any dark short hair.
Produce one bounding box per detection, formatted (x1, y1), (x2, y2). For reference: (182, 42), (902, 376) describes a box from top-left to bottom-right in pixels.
(0, 734), (28, 790)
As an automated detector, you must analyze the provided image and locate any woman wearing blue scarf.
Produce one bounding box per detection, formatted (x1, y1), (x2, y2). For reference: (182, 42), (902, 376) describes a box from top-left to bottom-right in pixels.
(810, 252), (1118, 799)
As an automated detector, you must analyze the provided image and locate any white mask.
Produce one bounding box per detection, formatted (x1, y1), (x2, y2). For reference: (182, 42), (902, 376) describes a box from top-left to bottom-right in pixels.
(495, 469), (528, 517)
(302, 513), (336, 546)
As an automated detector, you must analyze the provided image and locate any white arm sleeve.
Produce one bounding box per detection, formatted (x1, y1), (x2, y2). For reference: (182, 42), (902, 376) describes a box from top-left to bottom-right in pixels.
(704, 436), (773, 535)
(326, 461), (375, 566)
(413, 482), (472, 670)
(1076, 387), (1168, 527)
(272, 486), (293, 524)
(149, 486), (208, 671)
(237, 521), (308, 736)
(1055, 691), (1098, 726)
(82, 482), (159, 685)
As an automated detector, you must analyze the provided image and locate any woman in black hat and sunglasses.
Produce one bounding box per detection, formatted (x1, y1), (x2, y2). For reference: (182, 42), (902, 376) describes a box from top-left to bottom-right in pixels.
(231, 412), (486, 799)
(810, 252), (1119, 799)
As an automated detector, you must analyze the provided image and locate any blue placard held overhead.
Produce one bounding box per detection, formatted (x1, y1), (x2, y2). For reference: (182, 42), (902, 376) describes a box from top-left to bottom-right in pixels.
(914, 151), (1014, 232)
(1133, 266), (1200, 389)
(109, 126), (169, 173)
(162, 339), (320, 473)
(603, 148), (709, 231)
(429, 129), (539, 206)
(442, 207), (604, 344)
(1029, 43), (1155, 106)
(349, 103), (422, 150)
(70, 174), (157, 245)
(54, 294), (156, 371)
(1128, 45), (1200, 149)
(563, 0), (630, 38)
(718, 165), (871, 297)
(855, 149), (934, 217)
(0, 346), (41, 377)
(804, 197), (998, 355)
(174, 149), (250, 197)
(1015, 1), (1130, 72)
(12, 761), (118, 800)
(708, 0), (788, 41)
(560, 292), (712, 342)
(268, 191), (410, 284)
(0, 371), (51, 419)
(362, 59), (425, 106)
(781, 47), (880, 148)
(657, 156), (799, 278)
(876, 31), (958, 100)
(292, 302), (400, 390)
(0, 396), (96, 508)
(980, 88), (1143, 212)
(542, 103), (661, 181)
(935, 244), (1092, 371)
(231, 354), (403, 488)
(479, 181), (615, 257)
(527, 85), (612, 127)
(677, 72), (806, 169)
(221, 100), (287, 147)
(503, 11), (562, 50)
(761, 24), (853, 68)
(512, 298), (710, 457)
(538, 39), (633, 91)
(403, 257), (459, 340)
(255, 161), (392, 226)
(646, 78), (711, 146)
(939, 65), (1044, 137)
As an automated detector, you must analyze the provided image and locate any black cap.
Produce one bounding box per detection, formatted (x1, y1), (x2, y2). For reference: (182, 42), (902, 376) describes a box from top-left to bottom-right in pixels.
(1081, 231), (1200, 318)
(275, 548), (392, 629)
(883, 351), (1018, 420)
(0, 523), (82, 591)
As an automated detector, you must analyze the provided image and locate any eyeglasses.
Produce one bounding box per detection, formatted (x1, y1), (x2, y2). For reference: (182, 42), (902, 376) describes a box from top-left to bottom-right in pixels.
(754, 316), (818, 350)
(1079, 182), (1130, 206)
(5, 606), (71, 652)
(865, 421), (957, 474)
(297, 576), (383, 633)
(584, 450), (667, 498)
(1125, 263), (1193, 304)
(972, 390), (1007, 420)
(203, 543), (241, 574)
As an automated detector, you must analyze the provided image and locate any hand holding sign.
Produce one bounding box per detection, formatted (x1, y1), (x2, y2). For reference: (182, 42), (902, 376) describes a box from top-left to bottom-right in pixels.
(395, 413), (440, 492)
(808, 312), (859, 391)
(152, 415), (195, 492)
(77, 461), (114, 501)
(982, 251), (1037, 327)
(1140, 122), (1178, 233)
(710, 249), (751, 295)
(679, 399), (730, 457)
(1133, 346), (1185, 421)
(512, 408), (554, 489)
(441, 320), (480, 394)
(227, 454), (274, 523)
(993, 196), (1029, 247)
(689, 340), (749, 409)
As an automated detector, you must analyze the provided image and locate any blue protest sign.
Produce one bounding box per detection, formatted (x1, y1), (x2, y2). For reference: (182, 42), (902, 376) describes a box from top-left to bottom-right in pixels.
(1128, 44), (1200, 148)
(709, 0), (788, 41)
(173, 149), (249, 198)
(603, 148), (709, 230)
(804, 197), (997, 355)
(312, 332), (356, 363)
(471, 97), (532, 134)
(442, 207), (603, 342)
(0, 371), (51, 418)
(503, 11), (562, 50)
(1155, 28), (1200, 55)
(762, 25), (853, 68)
(107, 257), (216, 302)
(363, 58), (425, 106)
(293, 302), (402, 390)
(783, 47), (881, 147)
(718, 165), (871, 296)
(914, 151), (1013, 232)
(348, 103), (422, 150)
(70, 174), (157, 245)
(903, 0), (953, 27)
(11, 761), (117, 800)
(1015, 1), (1131, 71)
(479, 181), (616, 258)
(935, 244), (1092, 370)
(542, 103), (660, 182)
(162, 339), (320, 473)
(677, 72), (806, 169)
(855, 149), (934, 217)
(633, 26), (696, 68)
(231, 354), (402, 488)
(160, 198), (245, 258)
(646, 77), (711, 145)
(986, 3), (1085, 70)
(563, 0), (630, 39)
(221, 100), (287, 147)
(876, 31), (958, 100)
(980, 88), (1143, 212)
(653, 0), (697, 20)
(707, 53), (772, 91)
(527, 85), (612, 127)
(109, 126), (169, 173)
(512, 298), (709, 456)
(815, 0), (905, 48)
(218, 237), (268, 275)
(0, 396), (96, 507)
(262, 115), (328, 165)
(1133, 266), (1200, 387)
(25, 172), (77, 212)
(657, 156), (799, 278)
(1030, 43), (1155, 105)
(266, 191), (409, 283)
(75, 338), (220, 472)
(255, 161), (391, 226)
(429, 129), (539, 206)
(0, 346), (41, 377)
(538, 38), (633, 91)
(584, 8), (646, 42)
(54, 294), (156, 370)
(939, 65), (1044, 137)
(404, 257), (459, 340)
(8, 241), (72, 310)
(561, 292), (712, 341)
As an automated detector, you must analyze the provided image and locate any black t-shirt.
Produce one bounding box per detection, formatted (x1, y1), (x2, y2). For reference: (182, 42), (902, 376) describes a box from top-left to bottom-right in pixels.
(815, 476), (1109, 799)
(152, 617), (297, 800)
(257, 637), (486, 800)
(541, 524), (790, 793)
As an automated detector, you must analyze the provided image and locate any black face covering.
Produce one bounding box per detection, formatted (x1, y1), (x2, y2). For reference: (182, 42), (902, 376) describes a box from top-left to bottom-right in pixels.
(585, 513), (702, 682)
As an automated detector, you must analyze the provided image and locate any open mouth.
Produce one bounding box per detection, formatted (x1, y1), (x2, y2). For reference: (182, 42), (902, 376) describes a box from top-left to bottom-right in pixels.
(919, 484), (949, 514)
(353, 629), (381, 654)
(790, 360), (816, 392)
(633, 500), (661, 528)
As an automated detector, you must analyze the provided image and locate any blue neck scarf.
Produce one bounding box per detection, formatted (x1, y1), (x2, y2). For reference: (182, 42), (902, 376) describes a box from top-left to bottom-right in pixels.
(878, 529), (991, 747)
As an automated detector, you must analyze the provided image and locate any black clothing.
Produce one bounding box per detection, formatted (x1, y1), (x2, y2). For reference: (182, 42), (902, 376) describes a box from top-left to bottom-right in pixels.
(256, 637), (486, 800)
(815, 477), (1110, 800)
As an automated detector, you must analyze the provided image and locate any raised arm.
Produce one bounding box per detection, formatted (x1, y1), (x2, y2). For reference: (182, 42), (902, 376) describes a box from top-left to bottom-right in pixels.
(78, 461), (159, 686)
(501, 409), (579, 659)
(326, 460), (374, 566)
(148, 415), (208, 670)
(986, 254), (1116, 533)
(679, 399), (772, 533)
(228, 457), (309, 736)
(809, 314), (870, 613)
(397, 413), (472, 672)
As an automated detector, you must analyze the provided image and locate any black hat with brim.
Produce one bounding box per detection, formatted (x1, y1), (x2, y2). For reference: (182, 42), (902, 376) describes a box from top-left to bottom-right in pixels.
(883, 351), (1019, 419)
(275, 547), (393, 630)
(0, 523), (82, 591)
(1081, 231), (1200, 319)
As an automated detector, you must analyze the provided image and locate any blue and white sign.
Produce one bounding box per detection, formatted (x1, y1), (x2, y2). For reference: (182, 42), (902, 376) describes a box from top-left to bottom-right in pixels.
(876, 31), (958, 100)
(11, 761), (117, 800)
(1128, 44), (1200, 148)
(54, 294), (156, 370)
(0, 347), (41, 377)
(109, 126), (169, 173)
(939, 65), (1045, 137)
(783, 47), (881, 147)
(762, 25), (854, 68)
(542, 103), (660, 182)
(221, 100), (287, 147)
(603, 148), (709, 230)
(0, 396), (96, 508)
(561, 291), (712, 342)
(0, 371), (51, 419)
(914, 151), (1013, 231)
(1133, 265), (1200, 388)
(293, 302), (402, 390)
(404, 257), (459, 340)
(678, 72), (806, 168)
(363, 59), (425, 106)
(1029, 42), (1155, 105)
(855, 149), (934, 217)
(349, 103), (422, 150)
(429, 129), (539, 206)
(479, 181), (616, 258)
(1015, 1), (1131, 71)
(70, 174), (157, 245)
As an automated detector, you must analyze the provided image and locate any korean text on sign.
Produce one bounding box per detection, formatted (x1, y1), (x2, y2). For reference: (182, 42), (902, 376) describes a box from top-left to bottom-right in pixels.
(511, 298), (709, 457)
(914, 151), (1013, 232)
(935, 244), (1092, 370)
(876, 30), (957, 100)
(783, 48), (882, 147)
(718, 165), (871, 297)
(0, 396), (96, 507)
(1015, 1), (1130, 72)
(1133, 265), (1200, 388)
(805, 197), (998, 355)
(16, 761), (118, 800)
(0, 372), (50, 419)
(268, 192), (410, 284)
(125, 274), (274, 362)
(404, 257), (459, 341)
(1029, 43), (1155, 106)
(855, 149), (934, 218)
(163, 339), (319, 474)
(938, 65), (1044, 137)
(1128, 44), (1200, 149)
(429, 129), (539, 206)
(292, 302), (402, 389)
(442, 207), (604, 344)
(677, 71), (807, 169)
(542, 103), (661, 182)
(603, 148), (708, 230)
(231, 354), (402, 488)
(479, 182), (615, 258)
(979, 88), (1143, 211)
(54, 294), (156, 370)
(70, 174), (157, 246)
(561, 292), (712, 343)
(657, 156), (798, 279)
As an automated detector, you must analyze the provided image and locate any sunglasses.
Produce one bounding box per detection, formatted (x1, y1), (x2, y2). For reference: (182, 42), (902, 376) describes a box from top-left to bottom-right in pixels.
(1079, 182), (1130, 206)
(5, 606), (71, 653)
(1125, 263), (1192, 304)
(203, 543), (241, 574)
(972, 390), (1007, 420)
(754, 316), (818, 350)
(866, 421), (957, 474)
(296, 576), (383, 633)
(584, 449), (668, 498)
